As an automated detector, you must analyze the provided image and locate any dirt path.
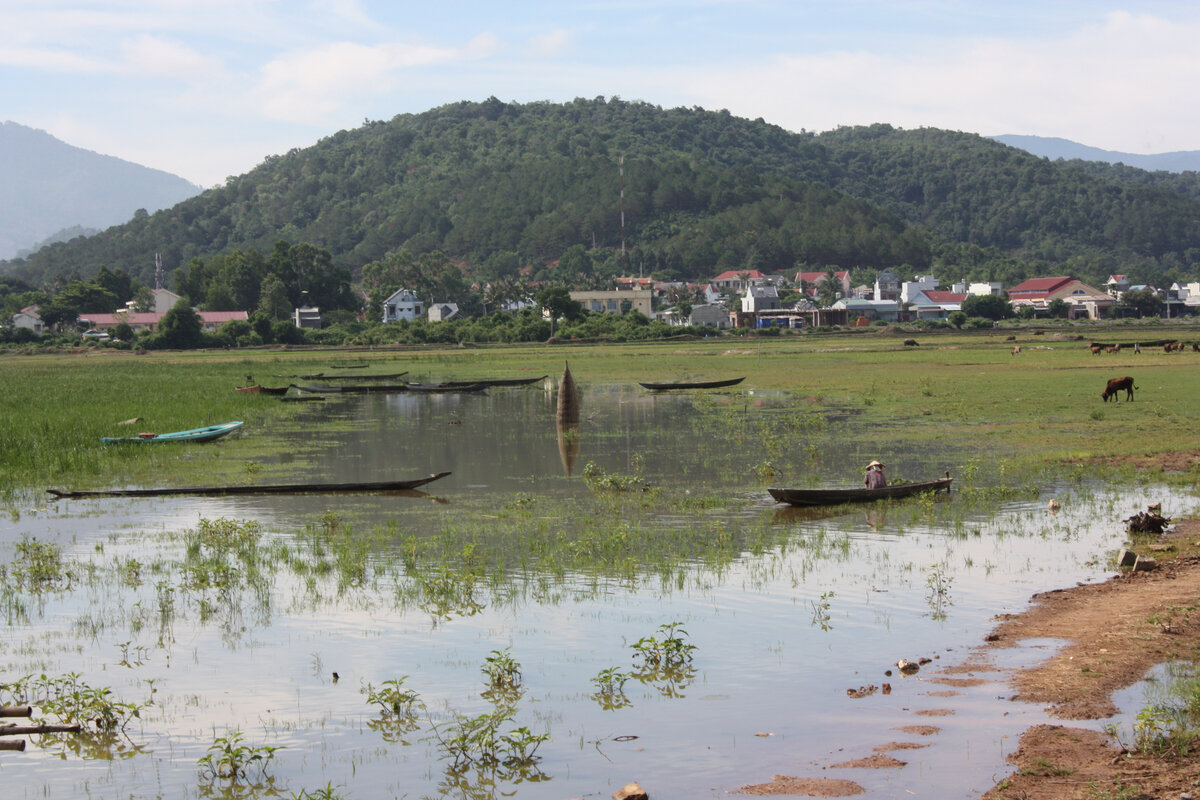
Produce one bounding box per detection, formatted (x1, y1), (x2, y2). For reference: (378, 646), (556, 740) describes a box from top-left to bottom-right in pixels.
(736, 519), (1200, 799)
(973, 519), (1200, 799)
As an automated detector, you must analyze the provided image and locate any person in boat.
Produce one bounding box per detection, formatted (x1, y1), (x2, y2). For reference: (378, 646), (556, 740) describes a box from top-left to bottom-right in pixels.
(863, 460), (887, 489)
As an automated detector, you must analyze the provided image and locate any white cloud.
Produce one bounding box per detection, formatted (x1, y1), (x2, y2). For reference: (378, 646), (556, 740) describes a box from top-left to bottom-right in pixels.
(530, 28), (573, 57)
(681, 11), (1200, 153)
(252, 35), (502, 123)
(119, 35), (225, 78)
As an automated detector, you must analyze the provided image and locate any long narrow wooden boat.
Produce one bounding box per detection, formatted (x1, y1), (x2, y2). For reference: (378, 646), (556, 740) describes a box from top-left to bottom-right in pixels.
(404, 382), (489, 393)
(297, 371), (408, 381)
(236, 385), (290, 395)
(47, 471), (451, 499)
(768, 474), (952, 507)
(438, 375), (548, 388)
(639, 377), (745, 391)
(290, 383), (411, 394)
(101, 421), (243, 444)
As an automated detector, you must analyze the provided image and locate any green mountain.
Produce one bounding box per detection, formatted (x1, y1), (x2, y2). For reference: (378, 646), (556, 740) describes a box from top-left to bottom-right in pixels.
(0, 121), (201, 261)
(5, 98), (1200, 298)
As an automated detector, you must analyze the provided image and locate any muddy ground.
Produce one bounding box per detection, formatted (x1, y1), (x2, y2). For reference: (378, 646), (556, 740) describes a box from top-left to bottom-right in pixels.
(737, 513), (1200, 799)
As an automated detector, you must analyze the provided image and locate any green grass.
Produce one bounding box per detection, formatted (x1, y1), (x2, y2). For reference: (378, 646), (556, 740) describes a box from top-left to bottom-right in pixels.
(4, 325), (1200, 497)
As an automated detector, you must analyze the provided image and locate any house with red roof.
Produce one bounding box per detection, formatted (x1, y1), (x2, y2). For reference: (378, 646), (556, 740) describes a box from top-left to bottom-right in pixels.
(710, 269), (767, 293)
(80, 310), (249, 334)
(11, 305), (44, 334)
(1008, 277), (1114, 319)
(1105, 274), (1131, 298)
(906, 289), (968, 319)
(794, 270), (850, 299)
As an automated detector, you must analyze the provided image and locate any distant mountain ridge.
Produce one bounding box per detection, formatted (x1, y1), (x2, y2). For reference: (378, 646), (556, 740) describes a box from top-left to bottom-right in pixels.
(0, 121), (202, 260)
(7, 100), (1200, 295)
(992, 134), (1200, 173)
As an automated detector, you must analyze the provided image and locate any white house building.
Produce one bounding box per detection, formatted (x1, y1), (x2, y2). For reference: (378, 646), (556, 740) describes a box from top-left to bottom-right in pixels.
(11, 306), (44, 334)
(428, 302), (462, 322)
(741, 285), (780, 313)
(382, 289), (424, 323)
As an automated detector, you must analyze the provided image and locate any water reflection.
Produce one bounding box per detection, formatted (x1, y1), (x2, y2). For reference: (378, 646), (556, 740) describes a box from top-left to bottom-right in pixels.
(5, 383), (1198, 800)
(556, 421), (580, 477)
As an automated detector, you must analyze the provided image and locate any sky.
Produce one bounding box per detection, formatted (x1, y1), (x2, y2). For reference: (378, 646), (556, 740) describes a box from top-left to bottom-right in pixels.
(4, 0), (1200, 188)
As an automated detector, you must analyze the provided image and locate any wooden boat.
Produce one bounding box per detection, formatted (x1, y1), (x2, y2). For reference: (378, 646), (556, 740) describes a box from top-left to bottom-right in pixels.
(438, 375), (547, 388)
(768, 474), (952, 507)
(101, 421), (243, 444)
(404, 382), (489, 393)
(47, 471), (451, 499)
(297, 371), (408, 381)
(290, 383), (411, 394)
(639, 377), (745, 391)
(236, 385), (289, 395)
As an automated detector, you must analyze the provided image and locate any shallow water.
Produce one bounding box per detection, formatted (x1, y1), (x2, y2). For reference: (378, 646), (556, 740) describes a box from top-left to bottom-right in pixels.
(0, 383), (1191, 799)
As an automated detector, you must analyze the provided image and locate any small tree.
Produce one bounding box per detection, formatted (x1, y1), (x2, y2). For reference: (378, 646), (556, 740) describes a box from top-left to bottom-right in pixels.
(157, 300), (204, 348)
(947, 310), (967, 329)
(960, 294), (1012, 321)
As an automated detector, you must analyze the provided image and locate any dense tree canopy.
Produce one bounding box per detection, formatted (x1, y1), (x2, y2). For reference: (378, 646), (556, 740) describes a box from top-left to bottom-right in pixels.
(6, 98), (1198, 298)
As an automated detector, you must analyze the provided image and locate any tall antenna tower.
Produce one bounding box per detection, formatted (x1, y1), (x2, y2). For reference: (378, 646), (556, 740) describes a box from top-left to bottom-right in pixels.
(154, 252), (163, 290)
(619, 153), (626, 269)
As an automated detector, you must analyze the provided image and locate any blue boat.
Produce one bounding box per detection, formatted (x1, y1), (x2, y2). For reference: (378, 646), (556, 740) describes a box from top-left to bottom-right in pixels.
(101, 421), (243, 444)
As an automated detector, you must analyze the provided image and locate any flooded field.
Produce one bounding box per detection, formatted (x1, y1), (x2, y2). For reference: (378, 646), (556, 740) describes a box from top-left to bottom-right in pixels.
(0, 380), (1190, 799)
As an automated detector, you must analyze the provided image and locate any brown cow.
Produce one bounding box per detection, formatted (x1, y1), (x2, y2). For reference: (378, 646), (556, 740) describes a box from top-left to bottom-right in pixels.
(1011, 345), (1021, 355)
(1101, 376), (1137, 403)
(1090, 345), (1102, 355)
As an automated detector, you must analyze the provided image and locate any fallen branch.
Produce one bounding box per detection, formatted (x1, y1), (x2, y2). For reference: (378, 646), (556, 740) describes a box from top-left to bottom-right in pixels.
(0, 723), (82, 736)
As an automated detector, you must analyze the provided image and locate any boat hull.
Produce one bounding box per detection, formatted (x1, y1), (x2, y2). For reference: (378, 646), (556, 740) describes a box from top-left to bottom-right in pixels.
(47, 471), (451, 499)
(639, 377), (745, 391)
(768, 476), (952, 507)
(101, 421), (244, 444)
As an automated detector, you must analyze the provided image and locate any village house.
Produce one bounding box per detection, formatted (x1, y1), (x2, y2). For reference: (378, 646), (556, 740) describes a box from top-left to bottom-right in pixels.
(741, 285), (780, 313)
(294, 304), (322, 329)
(686, 303), (732, 328)
(80, 310), (249, 334)
(382, 289), (424, 323)
(833, 297), (900, 323)
(795, 270), (851, 299)
(11, 305), (44, 334)
(906, 289), (967, 320)
(428, 302), (462, 322)
(569, 289), (653, 316)
(873, 269), (901, 301)
(710, 269), (768, 294)
(1008, 276), (1114, 319)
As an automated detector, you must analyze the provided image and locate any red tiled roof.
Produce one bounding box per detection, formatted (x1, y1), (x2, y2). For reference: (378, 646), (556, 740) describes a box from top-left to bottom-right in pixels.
(81, 311), (249, 327)
(712, 269), (765, 281)
(1008, 277), (1073, 297)
(922, 291), (967, 303)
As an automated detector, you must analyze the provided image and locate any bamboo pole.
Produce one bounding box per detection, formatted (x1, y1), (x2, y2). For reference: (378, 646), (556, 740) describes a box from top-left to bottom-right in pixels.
(0, 706), (31, 717)
(0, 739), (25, 751)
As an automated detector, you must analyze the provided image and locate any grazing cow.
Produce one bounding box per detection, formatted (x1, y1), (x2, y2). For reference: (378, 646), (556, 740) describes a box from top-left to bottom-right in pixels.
(1193, 343), (1199, 353)
(1101, 376), (1138, 403)
(1090, 344), (1102, 355)
(1134, 343), (1141, 354)
(1011, 345), (1021, 355)
(1106, 346), (1117, 354)
(903, 339), (919, 347)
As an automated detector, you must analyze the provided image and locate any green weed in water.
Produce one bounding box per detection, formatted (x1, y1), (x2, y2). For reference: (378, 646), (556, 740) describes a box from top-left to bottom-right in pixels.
(197, 729), (283, 784)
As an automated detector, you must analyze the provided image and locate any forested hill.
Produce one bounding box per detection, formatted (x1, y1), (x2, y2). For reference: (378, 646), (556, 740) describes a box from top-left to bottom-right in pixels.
(5, 98), (1200, 292)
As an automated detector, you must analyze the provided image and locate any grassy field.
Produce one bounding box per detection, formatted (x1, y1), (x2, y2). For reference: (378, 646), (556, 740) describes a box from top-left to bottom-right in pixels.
(3, 322), (1199, 496)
